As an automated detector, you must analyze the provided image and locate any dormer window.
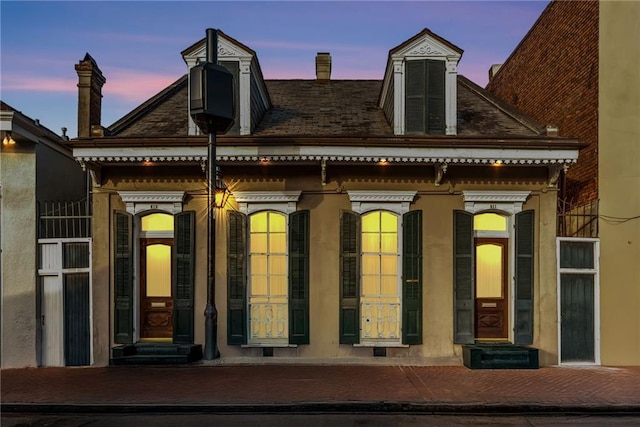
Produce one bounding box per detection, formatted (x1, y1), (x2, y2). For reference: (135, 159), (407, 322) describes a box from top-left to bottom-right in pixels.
(181, 31), (271, 136)
(380, 29), (463, 136)
(405, 59), (446, 134)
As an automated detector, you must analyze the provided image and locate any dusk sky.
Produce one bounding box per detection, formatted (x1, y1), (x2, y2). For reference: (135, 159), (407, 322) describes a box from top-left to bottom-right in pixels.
(1, 1), (549, 139)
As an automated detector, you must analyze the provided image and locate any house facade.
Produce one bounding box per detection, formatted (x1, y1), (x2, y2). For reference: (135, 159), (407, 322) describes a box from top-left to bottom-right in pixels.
(72, 29), (583, 367)
(1, 102), (88, 368)
(486, 0), (640, 366)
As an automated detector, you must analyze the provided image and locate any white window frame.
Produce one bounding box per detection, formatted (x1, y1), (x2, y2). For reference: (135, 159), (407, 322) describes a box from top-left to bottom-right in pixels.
(233, 191), (301, 347)
(556, 237), (601, 366)
(348, 190), (416, 347)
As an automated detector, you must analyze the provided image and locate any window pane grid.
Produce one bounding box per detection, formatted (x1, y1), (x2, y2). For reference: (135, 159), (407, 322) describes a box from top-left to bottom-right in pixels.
(250, 212), (288, 298)
(361, 212), (399, 296)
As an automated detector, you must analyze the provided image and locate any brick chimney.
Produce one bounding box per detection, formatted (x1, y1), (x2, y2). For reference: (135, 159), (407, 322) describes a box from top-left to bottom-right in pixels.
(316, 52), (331, 82)
(75, 53), (106, 138)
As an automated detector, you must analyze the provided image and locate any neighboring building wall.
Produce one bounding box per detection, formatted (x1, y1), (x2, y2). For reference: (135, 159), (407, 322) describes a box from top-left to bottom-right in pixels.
(36, 143), (87, 203)
(599, 1), (640, 366)
(486, 1), (598, 206)
(1, 143), (38, 368)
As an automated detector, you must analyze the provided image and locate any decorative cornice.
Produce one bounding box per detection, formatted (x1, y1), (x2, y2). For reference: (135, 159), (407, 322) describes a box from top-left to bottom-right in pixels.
(232, 191), (302, 215)
(232, 191), (302, 204)
(462, 190), (531, 215)
(347, 190), (417, 215)
(347, 190), (417, 203)
(117, 191), (186, 215)
(407, 44), (444, 56)
(218, 45), (238, 57)
(118, 191), (186, 204)
(463, 190), (531, 204)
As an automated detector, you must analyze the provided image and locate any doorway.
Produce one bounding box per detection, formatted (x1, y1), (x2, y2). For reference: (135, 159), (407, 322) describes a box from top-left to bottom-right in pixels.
(140, 238), (173, 339)
(557, 238), (600, 364)
(138, 212), (175, 341)
(475, 238), (508, 339)
(472, 212), (510, 341)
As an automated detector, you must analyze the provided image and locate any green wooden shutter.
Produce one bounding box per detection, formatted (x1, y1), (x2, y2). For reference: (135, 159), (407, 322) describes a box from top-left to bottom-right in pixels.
(453, 210), (474, 344)
(227, 210), (247, 345)
(515, 210), (535, 345)
(426, 60), (446, 134)
(405, 59), (446, 134)
(405, 60), (426, 134)
(402, 210), (423, 345)
(289, 210), (310, 345)
(340, 210), (360, 344)
(173, 211), (195, 344)
(114, 211), (133, 344)
(219, 61), (239, 135)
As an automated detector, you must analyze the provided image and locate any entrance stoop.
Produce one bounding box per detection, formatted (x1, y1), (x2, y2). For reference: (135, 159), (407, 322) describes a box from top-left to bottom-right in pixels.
(463, 343), (539, 369)
(110, 343), (203, 366)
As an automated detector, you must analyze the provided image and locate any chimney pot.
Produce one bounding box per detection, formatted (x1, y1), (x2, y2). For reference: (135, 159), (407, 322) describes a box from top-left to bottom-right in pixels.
(316, 52), (331, 82)
(546, 124), (559, 137)
(488, 64), (502, 81)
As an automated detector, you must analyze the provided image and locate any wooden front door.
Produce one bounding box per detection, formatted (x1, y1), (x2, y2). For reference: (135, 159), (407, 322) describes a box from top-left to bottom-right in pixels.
(475, 238), (508, 339)
(140, 238), (173, 339)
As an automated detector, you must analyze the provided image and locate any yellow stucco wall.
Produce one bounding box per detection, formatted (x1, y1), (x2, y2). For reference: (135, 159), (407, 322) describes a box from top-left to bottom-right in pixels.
(599, 0), (640, 366)
(91, 163), (561, 366)
(1, 145), (38, 368)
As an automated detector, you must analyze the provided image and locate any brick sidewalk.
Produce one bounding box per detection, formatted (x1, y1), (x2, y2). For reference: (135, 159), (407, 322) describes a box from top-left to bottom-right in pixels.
(2, 365), (640, 413)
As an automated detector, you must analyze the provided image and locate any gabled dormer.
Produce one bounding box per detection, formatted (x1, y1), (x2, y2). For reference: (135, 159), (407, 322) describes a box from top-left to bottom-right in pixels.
(379, 29), (463, 136)
(181, 31), (271, 136)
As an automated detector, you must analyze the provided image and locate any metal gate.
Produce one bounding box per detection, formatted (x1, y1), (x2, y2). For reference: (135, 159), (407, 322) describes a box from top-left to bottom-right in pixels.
(556, 237), (600, 365)
(38, 238), (91, 366)
(37, 200), (92, 366)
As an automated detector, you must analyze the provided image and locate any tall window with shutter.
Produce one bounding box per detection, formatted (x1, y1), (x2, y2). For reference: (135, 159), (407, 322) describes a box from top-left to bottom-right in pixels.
(339, 209), (423, 345)
(405, 59), (446, 134)
(227, 209), (309, 346)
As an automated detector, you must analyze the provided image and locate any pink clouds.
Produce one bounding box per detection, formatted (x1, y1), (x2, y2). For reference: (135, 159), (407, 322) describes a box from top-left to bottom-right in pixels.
(102, 68), (181, 103)
(2, 69), (181, 105)
(2, 75), (77, 93)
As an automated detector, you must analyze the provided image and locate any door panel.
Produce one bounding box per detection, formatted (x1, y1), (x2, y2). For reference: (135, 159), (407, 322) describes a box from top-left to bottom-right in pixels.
(64, 273), (90, 366)
(561, 274), (595, 362)
(475, 238), (508, 339)
(140, 239), (173, 339)
(41, 275), (64, 366)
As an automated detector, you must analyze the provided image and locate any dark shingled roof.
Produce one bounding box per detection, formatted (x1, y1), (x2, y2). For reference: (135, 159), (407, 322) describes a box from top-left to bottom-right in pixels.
(108, 76), (544, 138)
(255, 80), (392, 136)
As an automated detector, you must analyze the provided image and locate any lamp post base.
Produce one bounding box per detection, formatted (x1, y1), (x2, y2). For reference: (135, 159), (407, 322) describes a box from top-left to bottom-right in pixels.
(203, 303), (220, 360)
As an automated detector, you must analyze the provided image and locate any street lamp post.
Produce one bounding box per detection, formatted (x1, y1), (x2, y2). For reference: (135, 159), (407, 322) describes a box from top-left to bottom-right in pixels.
(189, 28), (235, 360)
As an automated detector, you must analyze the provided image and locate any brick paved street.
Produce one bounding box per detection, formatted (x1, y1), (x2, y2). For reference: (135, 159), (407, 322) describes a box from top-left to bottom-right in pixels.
(2, 365), (640, 413)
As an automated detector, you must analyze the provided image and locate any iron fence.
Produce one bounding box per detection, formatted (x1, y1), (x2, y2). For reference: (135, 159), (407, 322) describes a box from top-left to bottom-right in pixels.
(38, 200), (92, 239)
(557, 199), (598, 238)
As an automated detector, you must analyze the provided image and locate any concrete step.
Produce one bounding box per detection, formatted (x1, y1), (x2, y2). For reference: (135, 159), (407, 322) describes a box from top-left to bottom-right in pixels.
(463, 344), (539, 369)
(110, 343), (202, 365)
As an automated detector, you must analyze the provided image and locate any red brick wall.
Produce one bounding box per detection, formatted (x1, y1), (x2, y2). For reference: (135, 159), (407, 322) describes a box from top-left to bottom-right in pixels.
(486, 0), (598, 205)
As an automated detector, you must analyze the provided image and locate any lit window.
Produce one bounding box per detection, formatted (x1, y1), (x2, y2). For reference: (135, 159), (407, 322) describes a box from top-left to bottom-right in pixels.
(145, 244), (172, 297)
(361, 211), (400, 341)
(476, 243), (504, 298)
(362, 211), (398, 296)
(474, 213), (507, 232)
(141, 213), (174, 232)
(249, 211), (288, 342)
